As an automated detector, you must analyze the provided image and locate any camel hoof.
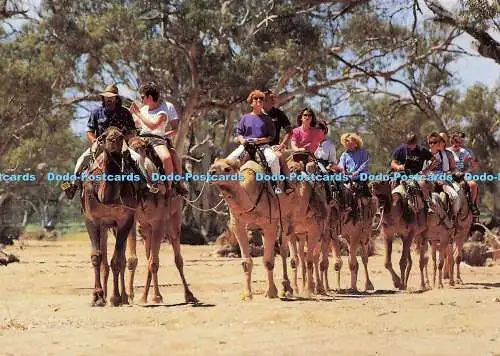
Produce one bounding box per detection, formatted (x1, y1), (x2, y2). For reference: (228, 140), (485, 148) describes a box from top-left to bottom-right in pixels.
(152, 295), (164, 304)
(140, 296), (147, 304)
(91, 298), (106, 307)
(185, 291), (199, 304)
(393, 278), (402, 290)
(110, 296), (121, 307)
(240, 292), (253, 301)
(280, 289), (293, 298)
(456, 278), (463, 285)
(265, 286), (279, 299)
(438, 283), (444, 289)
(449, 279), (455, 287)
(121, 293), (129, 305)
(347, 287), (358, 293)
(425, 281), (431, 289)
(365, 280), (375, 291)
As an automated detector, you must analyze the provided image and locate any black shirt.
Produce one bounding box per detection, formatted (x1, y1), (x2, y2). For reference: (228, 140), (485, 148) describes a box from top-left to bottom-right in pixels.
(391, 144), (433, 174)
(87, 105), (136, 137)
(266, 107), (292, 146)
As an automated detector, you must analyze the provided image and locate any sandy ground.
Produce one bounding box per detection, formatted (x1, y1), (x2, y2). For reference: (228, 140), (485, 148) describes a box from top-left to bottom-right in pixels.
(1, 235), (499, 356)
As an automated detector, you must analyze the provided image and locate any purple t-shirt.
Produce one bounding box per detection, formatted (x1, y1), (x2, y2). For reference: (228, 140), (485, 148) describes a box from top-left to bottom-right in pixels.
(234, 113), (276, 140)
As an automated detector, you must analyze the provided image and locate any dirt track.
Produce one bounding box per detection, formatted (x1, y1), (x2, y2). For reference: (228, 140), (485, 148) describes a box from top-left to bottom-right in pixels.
(1, 235), (499, 356)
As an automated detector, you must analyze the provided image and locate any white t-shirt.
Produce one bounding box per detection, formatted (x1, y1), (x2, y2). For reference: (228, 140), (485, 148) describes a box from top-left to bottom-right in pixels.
(139, 103), (173, 136)
(315, 139), (337, 164)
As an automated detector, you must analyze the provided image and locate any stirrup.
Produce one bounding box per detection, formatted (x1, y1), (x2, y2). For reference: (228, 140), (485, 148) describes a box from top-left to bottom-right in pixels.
(149, 184), (160, 194)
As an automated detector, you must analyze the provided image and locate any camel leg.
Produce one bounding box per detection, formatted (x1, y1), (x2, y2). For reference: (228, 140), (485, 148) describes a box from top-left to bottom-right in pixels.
(140, 225), (152, 304)
(279, 231), (293, 297)
(297, 235), (306, 293)
(262, 226), (278, 299)
(148, 225), (163, 304)
(319, 235), (330, 293)
(384, 236), (401, 289)
(418, 235), (428, 291)
(361, 238), (374, 291)
(100, 227), (109, 300)
(169, 224), (198, 304)
(127, 219), (138, 302)
(86, 220), (105, 307)
(348, 235), (359, 292)
(313, 240), (324, 295)
(430, 241), (438, 288)
(399, 236), (412, 290)
(448, 241), (455, 287)
(232, 219), (253, 300)
(288, 233), (299, 295)
(437, 238), (448, 289)
(331, 235), (343, 291)
(118, 234), (129, 305)
(454, 235), (465, 284)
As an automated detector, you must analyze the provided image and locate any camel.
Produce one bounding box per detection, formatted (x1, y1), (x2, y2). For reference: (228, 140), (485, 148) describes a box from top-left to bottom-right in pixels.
(81, 126), (138, 307)
(329, 181), (377, 292)
(208, 158), (295, 300)
(418, 181), (460, 289)
(370, 181), (427, 290)
(125, 137), (198, 304)
(284, 158), (331, 296)
(446, 181), (474, 285)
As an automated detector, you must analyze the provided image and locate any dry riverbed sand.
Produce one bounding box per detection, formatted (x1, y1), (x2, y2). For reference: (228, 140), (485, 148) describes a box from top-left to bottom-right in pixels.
(1, 235), (499, 356)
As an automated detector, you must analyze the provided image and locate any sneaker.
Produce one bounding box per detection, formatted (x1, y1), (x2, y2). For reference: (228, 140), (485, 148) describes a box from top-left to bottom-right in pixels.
(274, 187), (283, 195)
(148, 184), (160, 194)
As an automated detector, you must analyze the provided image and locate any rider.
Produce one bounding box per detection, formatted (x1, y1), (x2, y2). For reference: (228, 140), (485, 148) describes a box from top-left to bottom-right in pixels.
(338, 132), (371, 197)
(226, 89), (282, 194)
(263, 89), (293, 194)
(129, 82), (188, 196)
(314, 120), (341, 205)
(448, 132), (480, 216)
(419, 132), (460, 225)
(63, 84), (138, 199)
(391, 132), (432, 175)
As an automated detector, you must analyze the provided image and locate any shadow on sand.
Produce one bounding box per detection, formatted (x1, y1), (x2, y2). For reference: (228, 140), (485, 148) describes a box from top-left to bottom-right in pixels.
(138, 301), (215, 308)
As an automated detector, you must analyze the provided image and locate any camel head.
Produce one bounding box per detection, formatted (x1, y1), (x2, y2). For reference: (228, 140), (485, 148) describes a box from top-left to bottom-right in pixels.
(101, 126), (125, 154)
(287, 160), (304, 174)
(208, 158), (241, 185)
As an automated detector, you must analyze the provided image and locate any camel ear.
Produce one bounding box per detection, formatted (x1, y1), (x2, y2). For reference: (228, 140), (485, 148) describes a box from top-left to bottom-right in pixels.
(226, 159), (241, 170)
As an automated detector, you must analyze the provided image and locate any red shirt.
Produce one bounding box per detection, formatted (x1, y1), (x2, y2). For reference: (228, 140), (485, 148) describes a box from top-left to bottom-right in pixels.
(291, 126), (324, 153)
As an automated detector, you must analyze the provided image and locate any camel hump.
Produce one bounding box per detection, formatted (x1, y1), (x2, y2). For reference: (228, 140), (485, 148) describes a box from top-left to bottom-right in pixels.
(240, 160), (265, 174)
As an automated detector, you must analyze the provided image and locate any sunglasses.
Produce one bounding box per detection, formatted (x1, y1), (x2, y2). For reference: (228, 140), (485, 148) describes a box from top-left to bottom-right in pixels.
(252, 97), (264, 102)
(302, 113), (313, 117)
(428, 141), (438, 145)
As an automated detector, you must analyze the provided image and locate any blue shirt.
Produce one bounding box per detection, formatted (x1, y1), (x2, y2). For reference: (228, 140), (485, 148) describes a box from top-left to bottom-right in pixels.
(234, 113), (276, 140)
(339, 148), (369, 178)
(87, 105), (136, 137)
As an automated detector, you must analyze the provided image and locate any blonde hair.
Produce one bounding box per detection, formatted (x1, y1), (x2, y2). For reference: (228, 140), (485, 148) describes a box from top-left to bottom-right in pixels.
(246, 89), (265, 104)
(340, 132), (363, 148)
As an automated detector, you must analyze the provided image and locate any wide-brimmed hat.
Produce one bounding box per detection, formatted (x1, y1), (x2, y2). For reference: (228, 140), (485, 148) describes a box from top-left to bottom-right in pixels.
(99, 84), (119, 97)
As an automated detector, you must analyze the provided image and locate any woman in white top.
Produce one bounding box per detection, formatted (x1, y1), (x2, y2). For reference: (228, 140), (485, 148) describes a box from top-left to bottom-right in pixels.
(314, 121), (341, 173)
(130, 83), (187, 195)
